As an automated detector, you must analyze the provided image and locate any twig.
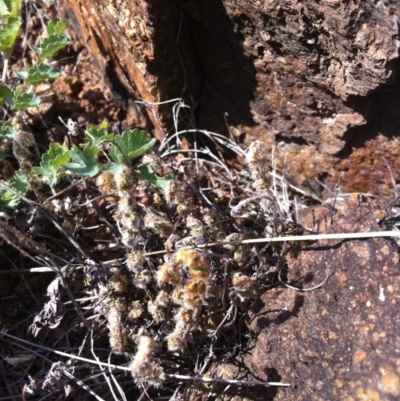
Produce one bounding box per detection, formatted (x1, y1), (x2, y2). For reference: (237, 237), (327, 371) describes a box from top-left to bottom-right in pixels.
(237, 231), (400, 244)
(0, 332), (291, 388)
(331, 172), (345, 214)
(62, 370), (106, 401)
(144, 231), (400, 257)
(0, 258), (122, 274)
(45, 179), (84, 201)
(163, 373), (291, 388)
(159, 128), (245, 156)
(89, 331), (122, 401)
(0, 180), (93, 261)
(278, 262), (337, 292)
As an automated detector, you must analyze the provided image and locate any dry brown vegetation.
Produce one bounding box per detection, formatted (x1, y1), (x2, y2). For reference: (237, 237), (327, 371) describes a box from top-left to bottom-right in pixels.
(1, 2), (400, 401)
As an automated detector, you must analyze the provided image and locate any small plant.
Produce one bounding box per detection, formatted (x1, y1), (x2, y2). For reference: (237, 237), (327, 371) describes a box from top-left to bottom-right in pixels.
(0, 7), (170, 209)
(0, 5), (70, 203)
(0, 14), (68, 107)
(32, 121), (172, 189)
(0, 0), (22, 81)
(0, 169), (27, 209)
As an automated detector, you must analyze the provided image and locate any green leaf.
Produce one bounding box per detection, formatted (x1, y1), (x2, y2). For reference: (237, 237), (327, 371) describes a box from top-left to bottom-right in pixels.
(109, 129), (156, 164)
(12, 92), (40, 109)
(0, 84), (14, 106)
(66, 145), (100, 177)
(101, 163), (123, 174)
(10, 170), (28, 193)
(42, 142), (69, 163)
(16, 63), (60, 83)
(136, 165), (173, 192)
(0, 0), (11, 15)
(84, 123), (114, 149)
(47, 144), (70, 171)
(0, 119), (17, 139)
(33, 142), (70, 186)
(0, 15), (21, 55)
(0, 183), (20, 209)
(47, 19), (67, 35)
(0, 120), (17, 151)
(0, 0), (22, 17)
(0, 171), (28, 210)
(33, 165), (58, 186)
(30, 33), (68, 59)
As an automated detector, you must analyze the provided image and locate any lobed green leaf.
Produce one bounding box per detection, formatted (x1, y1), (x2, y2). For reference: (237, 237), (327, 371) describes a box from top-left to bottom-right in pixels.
(12, 92), (40, 109)
(0, 0), (22, 17)
(109, 129), (156, 165)
(136, 165), (174, 192)
(66, 145), (100, 177)
(0, 120), (17, 158)
(30, 33), (68, 59)
(47, 19), (68, 35)
(85, 123), (114, 149)
(0, 171), (28, 210)
(33, 142), (70, 186)
(0, 84), (14, 106)
(10, 170), (28, 194)
(0, 15), (21, 55)
(47, 145), (70, 171)
(16, 63), (60, 83)
(0, 119), (17, 139)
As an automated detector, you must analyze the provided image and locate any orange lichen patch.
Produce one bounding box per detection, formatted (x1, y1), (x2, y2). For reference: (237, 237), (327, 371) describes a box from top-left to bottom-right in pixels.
(335, 135), (400, 196)
(353, 349), (368, 364)
(335, 379), (344, 389)
(379, 364), (400, 396)
(380, 245), (390, 256)
(381, 372), (400, 395)
(328, 331), (339, 340)
(278, 145), (324, 186)
(350, 242), (370, 266)
(355, 386), (380, 401)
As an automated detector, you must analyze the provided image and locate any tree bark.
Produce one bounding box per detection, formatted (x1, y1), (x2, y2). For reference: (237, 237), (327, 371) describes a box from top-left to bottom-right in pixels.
(60, 0), (400, 193)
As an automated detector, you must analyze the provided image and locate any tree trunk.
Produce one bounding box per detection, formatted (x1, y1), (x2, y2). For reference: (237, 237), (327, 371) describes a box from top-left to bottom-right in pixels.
(60, 0), (400, 195)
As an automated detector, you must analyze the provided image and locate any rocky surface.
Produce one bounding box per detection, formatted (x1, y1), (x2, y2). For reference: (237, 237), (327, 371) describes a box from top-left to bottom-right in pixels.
(217, 194), (400, 400)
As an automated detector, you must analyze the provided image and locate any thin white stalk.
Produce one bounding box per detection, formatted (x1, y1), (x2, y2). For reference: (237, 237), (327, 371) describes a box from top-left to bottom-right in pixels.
(166, 374), (291, 387)
(142, 230), (400, 257)
(89, 331), (122, 401)
(1, 58), (8, 82)
(62, 370), (106, 401)
(238, 231), (400, 244)
(159, 128), (245, 156)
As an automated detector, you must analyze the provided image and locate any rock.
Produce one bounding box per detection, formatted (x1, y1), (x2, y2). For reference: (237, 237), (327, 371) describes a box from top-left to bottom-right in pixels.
(235, 194), (400, 400)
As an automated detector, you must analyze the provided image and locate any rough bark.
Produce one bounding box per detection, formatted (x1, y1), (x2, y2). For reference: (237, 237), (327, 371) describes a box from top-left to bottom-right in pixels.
(60, 0), (400, 195)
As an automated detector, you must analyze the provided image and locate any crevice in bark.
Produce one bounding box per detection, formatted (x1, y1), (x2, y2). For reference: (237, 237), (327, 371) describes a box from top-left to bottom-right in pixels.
(148, 0), (258, 135)
(336, 60), (400, 160)
(275, 134), (309, 147)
